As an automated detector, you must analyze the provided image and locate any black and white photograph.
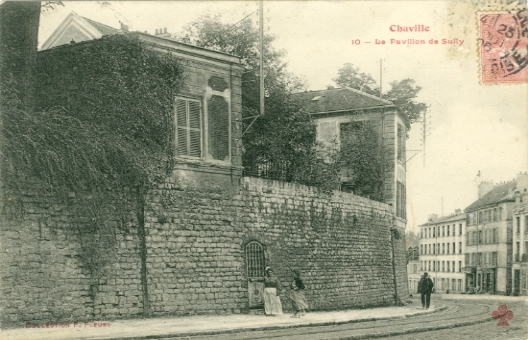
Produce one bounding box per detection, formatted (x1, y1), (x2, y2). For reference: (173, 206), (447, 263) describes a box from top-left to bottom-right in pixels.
(0, 1), (527, 339)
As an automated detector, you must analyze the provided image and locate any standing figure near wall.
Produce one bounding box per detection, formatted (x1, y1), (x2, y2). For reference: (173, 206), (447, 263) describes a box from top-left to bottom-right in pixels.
(418, 272), (434, 309)
(290, 269), (309, 317)
(263, 267), (283, 316)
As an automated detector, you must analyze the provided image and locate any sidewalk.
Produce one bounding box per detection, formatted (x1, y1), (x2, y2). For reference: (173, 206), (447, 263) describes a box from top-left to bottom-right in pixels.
(1, 304), (444, 340)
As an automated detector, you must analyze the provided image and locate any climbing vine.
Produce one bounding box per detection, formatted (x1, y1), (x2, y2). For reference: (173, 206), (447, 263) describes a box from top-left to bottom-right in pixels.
(0, 34), (184, 313)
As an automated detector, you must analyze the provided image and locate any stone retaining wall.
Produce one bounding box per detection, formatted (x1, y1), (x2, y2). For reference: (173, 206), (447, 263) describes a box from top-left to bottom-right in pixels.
(0, 172), (407, 327)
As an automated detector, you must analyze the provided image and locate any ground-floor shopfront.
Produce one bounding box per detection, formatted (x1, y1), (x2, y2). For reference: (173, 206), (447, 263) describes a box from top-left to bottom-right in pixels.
(432, 275), (465, 293)
(463, 267), (496, 293)
(512, 264), (528, 296)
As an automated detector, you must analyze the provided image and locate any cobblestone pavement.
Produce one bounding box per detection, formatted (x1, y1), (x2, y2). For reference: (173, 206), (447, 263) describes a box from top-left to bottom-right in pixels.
(168, 299), (523, 340)
(377, 318), (527, 340)
(374, 298), (528, 340)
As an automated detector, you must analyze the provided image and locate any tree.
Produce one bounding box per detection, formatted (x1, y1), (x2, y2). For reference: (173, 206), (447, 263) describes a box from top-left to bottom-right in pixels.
(405, 231), (420, 249)
(177, 14), (324, 186)
(332, 63), (379, 96)
(333, 63), (427, 132)
(384, 78), (427, 131)
(0, 1), (41, 110)
(338, 119), (392, 202)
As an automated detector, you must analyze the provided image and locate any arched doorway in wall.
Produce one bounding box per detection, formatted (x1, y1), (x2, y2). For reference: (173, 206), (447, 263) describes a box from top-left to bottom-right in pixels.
(246, 241), (265, 309)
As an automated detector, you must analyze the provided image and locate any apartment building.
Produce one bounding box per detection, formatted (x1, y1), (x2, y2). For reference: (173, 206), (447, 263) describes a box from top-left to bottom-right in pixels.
(407, 247), (421, 293)
(512, 174), (528, 296)
(419, 210), (467, 293)
(464, 173), (528, 295)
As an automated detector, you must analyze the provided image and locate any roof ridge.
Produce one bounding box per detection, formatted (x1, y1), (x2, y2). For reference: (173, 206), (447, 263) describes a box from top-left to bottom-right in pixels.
(293, 87), (394, 105)
(342, 86), (393, 104)
(81, 16), (119, 31)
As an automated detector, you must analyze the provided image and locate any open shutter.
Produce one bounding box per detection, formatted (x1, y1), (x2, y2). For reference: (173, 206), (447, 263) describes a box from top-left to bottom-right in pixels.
(175, 98), (188, 156)
(175, 98), (202, 158)
(189, 100), (201, 157)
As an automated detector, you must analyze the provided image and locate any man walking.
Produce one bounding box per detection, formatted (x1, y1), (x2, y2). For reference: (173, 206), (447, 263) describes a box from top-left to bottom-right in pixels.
(418, 272), (434, 309)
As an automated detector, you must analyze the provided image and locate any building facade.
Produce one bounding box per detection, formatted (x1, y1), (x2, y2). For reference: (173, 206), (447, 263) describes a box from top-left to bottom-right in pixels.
(292, 88), (407, 232)
(512, 173), (528, 296)
(407, 247), (421, 293)
(419, 211), (467, 293)
(464, 173), (528, 295)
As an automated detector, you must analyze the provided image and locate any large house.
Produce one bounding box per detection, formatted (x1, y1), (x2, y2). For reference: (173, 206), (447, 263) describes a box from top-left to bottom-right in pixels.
(292, 88), (407, 231)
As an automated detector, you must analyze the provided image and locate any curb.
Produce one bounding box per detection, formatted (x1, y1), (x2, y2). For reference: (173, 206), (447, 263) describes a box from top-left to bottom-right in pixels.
(114, 306), (449, 340)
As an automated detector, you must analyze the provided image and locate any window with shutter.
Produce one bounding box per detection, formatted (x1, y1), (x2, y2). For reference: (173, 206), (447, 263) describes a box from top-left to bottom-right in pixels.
(175, 97), (202, 158)
(208, 95), (229, 161)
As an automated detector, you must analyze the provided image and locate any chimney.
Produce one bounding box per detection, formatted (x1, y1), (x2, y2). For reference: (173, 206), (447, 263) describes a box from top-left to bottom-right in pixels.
(516, 172), (528, 192)
(428, 213), (438, 222)
(155, 27), (171, 38)
(478, 181), (494, 198)
(120, 22), (129, 32)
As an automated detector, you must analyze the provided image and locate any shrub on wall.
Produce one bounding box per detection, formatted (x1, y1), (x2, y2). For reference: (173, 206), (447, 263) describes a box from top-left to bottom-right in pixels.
(2, 34), (183, 193)
(0, 34), (184, 316)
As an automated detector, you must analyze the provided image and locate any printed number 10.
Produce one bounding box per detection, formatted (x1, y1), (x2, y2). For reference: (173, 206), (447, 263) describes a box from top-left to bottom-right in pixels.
(351, 39), (360, 45)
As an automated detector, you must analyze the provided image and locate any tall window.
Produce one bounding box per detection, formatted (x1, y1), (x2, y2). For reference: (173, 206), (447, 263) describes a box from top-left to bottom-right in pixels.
(397, 124), (405, 162)
(396, 182), (406, 219)
(459, 261), (462, 272)
(459, 242), (462, 253)
(175, 97), (202, 158)
(459, 223), (462, 235)
(517, 217), (521, 233)
(175, 77), (231, 162)
(447, 225), (450, 236)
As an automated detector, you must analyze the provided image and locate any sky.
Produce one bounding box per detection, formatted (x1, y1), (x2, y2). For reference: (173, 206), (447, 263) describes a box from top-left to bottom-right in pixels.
(36, 1), (528, 233)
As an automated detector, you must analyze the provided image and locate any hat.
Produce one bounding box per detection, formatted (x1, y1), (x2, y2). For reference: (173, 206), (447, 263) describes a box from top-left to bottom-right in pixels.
(424, 272), (428, 276)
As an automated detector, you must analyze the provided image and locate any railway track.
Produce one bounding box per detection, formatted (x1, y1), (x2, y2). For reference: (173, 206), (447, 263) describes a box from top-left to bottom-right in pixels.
(159, 302), (493, 340)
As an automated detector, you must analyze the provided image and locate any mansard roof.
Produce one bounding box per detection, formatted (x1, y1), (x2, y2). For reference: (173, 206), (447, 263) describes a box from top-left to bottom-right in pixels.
(419, 211), (467, 227)
(292, 87), (396, 115)
(464, 181), (517, 213)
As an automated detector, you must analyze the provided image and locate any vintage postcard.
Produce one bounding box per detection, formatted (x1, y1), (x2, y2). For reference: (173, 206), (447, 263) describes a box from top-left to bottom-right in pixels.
(0, 1), (527, 339)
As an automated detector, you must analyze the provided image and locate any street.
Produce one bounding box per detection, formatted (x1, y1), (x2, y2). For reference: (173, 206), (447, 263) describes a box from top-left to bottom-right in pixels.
(166, 298), (527, 340)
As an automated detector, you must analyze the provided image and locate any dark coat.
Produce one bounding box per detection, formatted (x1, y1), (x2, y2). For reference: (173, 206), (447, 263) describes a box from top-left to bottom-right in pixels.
(418, 276), (434, 294)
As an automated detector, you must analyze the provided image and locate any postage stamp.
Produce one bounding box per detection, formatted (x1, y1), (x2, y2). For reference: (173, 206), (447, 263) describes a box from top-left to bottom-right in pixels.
(478, 10), (528, 84)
